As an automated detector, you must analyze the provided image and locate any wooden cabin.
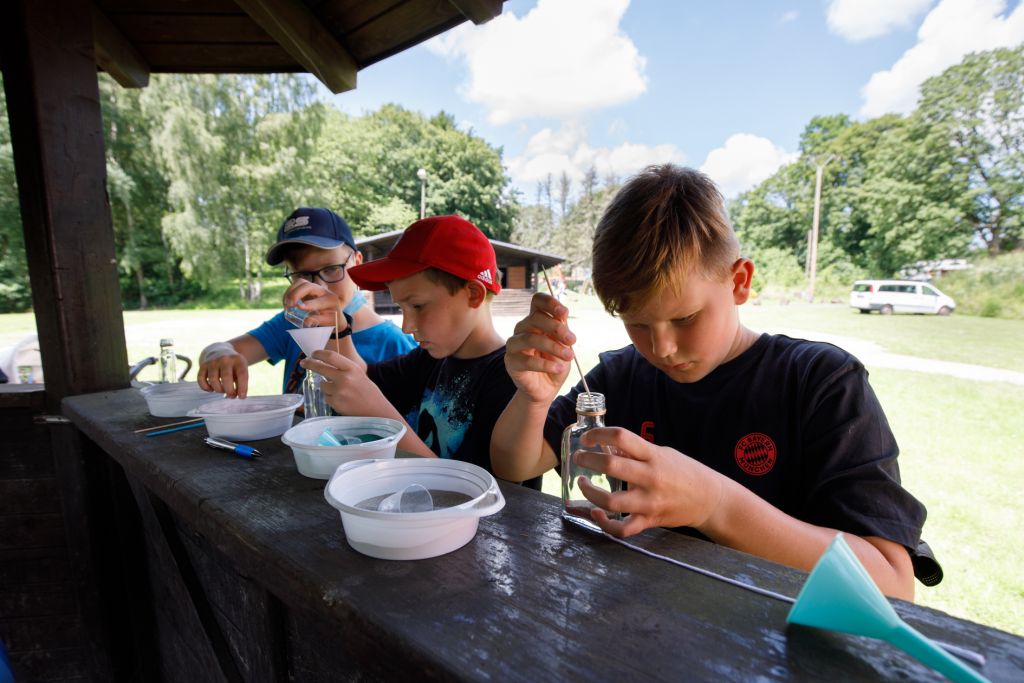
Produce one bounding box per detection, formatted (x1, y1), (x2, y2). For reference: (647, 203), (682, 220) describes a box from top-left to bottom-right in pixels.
(356, 231), (564, 317)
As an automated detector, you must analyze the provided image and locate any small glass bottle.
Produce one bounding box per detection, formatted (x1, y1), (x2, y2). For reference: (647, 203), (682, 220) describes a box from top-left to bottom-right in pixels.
(159, 338), (178, 383)
(303, 368), (330, 418)
(561, 392), (622, 531)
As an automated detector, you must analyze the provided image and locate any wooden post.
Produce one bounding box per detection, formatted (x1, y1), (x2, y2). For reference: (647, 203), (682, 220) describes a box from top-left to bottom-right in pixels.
(1, 0), (130, 411)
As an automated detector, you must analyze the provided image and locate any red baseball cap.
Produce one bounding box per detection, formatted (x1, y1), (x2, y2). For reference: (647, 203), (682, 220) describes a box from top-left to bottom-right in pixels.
(348, 215), (501, 294)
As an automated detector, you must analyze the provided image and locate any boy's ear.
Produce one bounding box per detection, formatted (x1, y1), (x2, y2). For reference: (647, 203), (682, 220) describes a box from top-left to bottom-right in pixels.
(465, 280), (488, 308)
(730, 258), (755, 304)
(352, 250), (364, 265)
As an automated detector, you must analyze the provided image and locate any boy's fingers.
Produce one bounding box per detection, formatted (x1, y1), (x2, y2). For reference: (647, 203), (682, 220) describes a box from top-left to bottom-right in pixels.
(235, 371), (248, 400)
(579, 427), (653, 461)
(530, 292), (568, 320)
(576, 477), (643, 514)
(512, 314), (576, 345)
(509, 353), (567, 376)
(588, 509), (649, 538)
(507, 332), (574, 361)
(573, 447), (646, 483)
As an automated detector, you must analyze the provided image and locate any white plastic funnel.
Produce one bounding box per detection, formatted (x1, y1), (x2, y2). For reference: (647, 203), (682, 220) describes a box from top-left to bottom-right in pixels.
(287, 327), (334, 357)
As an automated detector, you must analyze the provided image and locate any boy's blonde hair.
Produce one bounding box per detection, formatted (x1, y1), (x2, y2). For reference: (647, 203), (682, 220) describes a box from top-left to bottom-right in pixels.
(592, 164), (740, 315)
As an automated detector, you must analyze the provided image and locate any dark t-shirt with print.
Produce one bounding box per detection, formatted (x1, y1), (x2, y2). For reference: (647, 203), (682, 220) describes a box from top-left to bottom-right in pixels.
(542, 333), (927, 549)
(368, 346), (539, 489)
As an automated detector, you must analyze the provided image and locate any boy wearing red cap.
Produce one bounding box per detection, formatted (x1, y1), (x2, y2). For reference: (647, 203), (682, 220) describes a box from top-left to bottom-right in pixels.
(303, 215), (536, 486)
(197, 207), (416, 398)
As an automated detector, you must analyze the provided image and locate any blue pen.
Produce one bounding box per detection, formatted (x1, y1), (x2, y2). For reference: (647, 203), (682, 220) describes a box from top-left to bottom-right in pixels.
(204, 436), (261, 459)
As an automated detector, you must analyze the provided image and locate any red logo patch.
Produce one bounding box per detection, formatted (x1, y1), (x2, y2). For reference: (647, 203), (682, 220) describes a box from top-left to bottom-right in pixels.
(734, 432), (777, 476)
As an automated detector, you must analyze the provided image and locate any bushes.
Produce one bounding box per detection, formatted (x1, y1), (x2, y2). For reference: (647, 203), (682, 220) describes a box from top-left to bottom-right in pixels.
(936, 252), (1024, 319)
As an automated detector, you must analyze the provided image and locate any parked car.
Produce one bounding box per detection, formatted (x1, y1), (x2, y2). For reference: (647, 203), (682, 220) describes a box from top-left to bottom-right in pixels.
(849, 280), (956, 315)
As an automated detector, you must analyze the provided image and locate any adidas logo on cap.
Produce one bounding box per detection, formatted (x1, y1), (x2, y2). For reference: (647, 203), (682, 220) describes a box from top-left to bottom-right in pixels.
(477, 269), (494, 284)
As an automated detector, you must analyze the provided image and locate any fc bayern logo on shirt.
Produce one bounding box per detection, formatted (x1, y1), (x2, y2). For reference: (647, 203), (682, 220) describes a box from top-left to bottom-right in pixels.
(734, 432), (777, 476)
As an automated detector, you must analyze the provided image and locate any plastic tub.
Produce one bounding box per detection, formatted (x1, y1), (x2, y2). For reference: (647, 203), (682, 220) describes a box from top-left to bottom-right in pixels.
(324, 459), (505, 560)
(281, 416), (407, 479)
(140, 382), (223, 417)
(189, 394), (302, 441)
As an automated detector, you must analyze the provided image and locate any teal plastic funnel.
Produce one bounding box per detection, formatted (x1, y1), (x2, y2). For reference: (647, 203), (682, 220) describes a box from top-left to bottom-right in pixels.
(787, 534), (988, 683)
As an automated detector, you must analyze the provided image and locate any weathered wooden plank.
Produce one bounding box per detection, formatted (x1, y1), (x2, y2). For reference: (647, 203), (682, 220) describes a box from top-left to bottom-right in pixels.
(0, 387), (47, 411)
(0, 0), (129, 410)
(61, 388), (1024, 683)
(0, 479), (61, 515)
(0, 584), (77, 619)
(344, 0), (464, 66)
(6, 646), (97, 682)
(136, 43), (296, 71)
(0, 428), (54, 480)
(0, 548), (71, 587)
(448, 0), (503, 24)
(0, 514), (66, 551)
(99, 0), (243, 13)
(234, 0), (358, 93)
(110, 14), (274, 43)
(92, 4), (151, 87)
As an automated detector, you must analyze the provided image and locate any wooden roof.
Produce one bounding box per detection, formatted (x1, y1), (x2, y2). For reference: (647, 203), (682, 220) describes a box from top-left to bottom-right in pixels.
(93, 0), (505, 92)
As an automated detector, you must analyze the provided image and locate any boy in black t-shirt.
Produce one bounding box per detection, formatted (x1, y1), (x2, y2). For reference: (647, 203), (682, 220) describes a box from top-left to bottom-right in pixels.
(491, 165), (931, 599)
(303, 215), (536, 486)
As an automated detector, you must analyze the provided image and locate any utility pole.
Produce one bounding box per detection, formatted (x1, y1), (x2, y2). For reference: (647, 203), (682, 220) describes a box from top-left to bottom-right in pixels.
(807, 156), (834, 302)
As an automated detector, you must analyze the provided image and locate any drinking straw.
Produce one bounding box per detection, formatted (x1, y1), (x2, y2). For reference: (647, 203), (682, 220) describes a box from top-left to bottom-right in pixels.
(143, 421), (206, 438)
(334, 310), (341, 354)
(134, 417), (204, 434)
(540, 268), (590, 394)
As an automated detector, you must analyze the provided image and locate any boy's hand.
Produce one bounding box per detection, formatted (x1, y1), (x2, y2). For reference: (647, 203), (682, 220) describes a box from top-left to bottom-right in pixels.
(284, 280), (348, 329)
(301, 349), (394, 418)
(198, 351), (249, 399)
(572, 427), (724, 538)
(504, 293), (576, 404)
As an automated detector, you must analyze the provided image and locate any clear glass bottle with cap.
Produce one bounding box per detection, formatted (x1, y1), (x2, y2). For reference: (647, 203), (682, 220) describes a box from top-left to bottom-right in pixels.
(159, 338), (178, 383)
(561, 391), (622, 531)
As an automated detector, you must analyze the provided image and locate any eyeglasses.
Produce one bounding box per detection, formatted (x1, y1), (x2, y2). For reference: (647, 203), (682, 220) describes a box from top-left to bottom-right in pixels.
(283, 254), (353, 284)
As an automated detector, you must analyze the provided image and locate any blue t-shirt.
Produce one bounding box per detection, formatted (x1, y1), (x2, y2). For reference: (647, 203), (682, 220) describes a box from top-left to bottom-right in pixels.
(249, 311), (417, 392)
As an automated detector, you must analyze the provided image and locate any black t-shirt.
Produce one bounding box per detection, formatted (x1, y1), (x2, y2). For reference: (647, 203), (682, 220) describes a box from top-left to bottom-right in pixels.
(368, 346), (540, 489)
(542, 333), (927, 550)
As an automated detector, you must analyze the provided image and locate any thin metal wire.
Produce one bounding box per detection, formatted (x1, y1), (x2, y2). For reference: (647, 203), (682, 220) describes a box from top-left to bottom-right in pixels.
(540, 268), (591, 394)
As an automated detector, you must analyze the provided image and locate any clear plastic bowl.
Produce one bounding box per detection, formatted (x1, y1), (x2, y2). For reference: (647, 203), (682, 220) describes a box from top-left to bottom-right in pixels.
(140, 382), (223, 417)
(189, 394), (302, 441)
(281, 416), (407, 479)
(324, 459), (505, 560)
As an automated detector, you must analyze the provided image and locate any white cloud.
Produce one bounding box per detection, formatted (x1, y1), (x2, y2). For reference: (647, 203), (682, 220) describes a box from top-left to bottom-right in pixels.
(826, 0), (934, 41)
(428, 0), (647, 124)
(506, 122), (684, 194)
(699, 134), (798, 198)
(859, 0), (1024, 117)
(780, 10), (799, 24)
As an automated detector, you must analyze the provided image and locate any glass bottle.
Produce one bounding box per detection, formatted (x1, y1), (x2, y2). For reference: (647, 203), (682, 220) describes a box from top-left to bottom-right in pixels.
(302, 367), (330, 417)
(561, 392), (622, 531)
(159, 338), (178, 383)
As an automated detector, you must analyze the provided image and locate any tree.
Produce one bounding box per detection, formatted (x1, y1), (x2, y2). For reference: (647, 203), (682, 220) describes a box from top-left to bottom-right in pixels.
(917, 45), (1024, 255)
(0, 78), (31, 312)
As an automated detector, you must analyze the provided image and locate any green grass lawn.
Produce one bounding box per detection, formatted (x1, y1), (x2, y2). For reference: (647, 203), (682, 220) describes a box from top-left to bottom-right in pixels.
(2, 300), (1022, 635)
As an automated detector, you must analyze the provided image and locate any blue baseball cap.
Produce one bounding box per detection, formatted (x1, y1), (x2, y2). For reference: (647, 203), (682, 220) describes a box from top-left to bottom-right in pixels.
(265, 208), (357, 266)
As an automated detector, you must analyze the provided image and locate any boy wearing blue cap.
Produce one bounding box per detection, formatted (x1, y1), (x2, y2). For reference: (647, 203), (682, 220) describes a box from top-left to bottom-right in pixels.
(198, 207), (416, 398)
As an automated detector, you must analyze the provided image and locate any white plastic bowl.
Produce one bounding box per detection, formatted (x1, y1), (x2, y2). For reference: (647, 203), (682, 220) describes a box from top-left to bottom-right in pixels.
(281, 416), (407, 479)
(324, 459), (505, 560)
(140, 382), (223, 417)
(189, 394), (302, 441)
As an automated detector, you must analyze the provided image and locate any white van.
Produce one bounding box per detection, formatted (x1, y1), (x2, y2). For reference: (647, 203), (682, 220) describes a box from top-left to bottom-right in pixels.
(849, 280), (956, 316)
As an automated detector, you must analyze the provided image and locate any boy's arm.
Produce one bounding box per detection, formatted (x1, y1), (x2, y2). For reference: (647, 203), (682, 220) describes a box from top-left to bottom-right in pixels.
(490, 293), (575, 481)
(197, 333), (267, 399)
(573, 428), (916, 601)
(303, 350), (436, 458)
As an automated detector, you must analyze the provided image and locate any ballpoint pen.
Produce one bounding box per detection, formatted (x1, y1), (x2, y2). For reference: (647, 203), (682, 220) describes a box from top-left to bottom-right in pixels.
(204, 436), (262, 459)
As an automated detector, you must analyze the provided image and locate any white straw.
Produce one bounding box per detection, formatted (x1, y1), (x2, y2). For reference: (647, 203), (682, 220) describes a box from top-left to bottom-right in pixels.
(541, 268), (591, 394)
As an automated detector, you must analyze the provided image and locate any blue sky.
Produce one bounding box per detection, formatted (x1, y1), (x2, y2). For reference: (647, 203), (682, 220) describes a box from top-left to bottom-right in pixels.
(325, 0), (1024, 202)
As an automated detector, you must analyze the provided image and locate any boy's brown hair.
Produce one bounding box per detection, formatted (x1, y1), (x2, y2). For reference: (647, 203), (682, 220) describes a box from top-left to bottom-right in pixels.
(592, 164), (740, 315)
(421, 267), (496, 301)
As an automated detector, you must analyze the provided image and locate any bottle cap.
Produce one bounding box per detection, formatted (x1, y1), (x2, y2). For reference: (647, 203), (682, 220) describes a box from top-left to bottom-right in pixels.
(160, 338), (174, 347)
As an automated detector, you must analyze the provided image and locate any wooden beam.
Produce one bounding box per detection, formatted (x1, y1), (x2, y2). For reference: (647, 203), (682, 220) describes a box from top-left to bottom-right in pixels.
(232, 0), (357, 93)
(448, 0), (504, 24)
(91, 4), (150, 88)
(1, 0), (130, 410)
